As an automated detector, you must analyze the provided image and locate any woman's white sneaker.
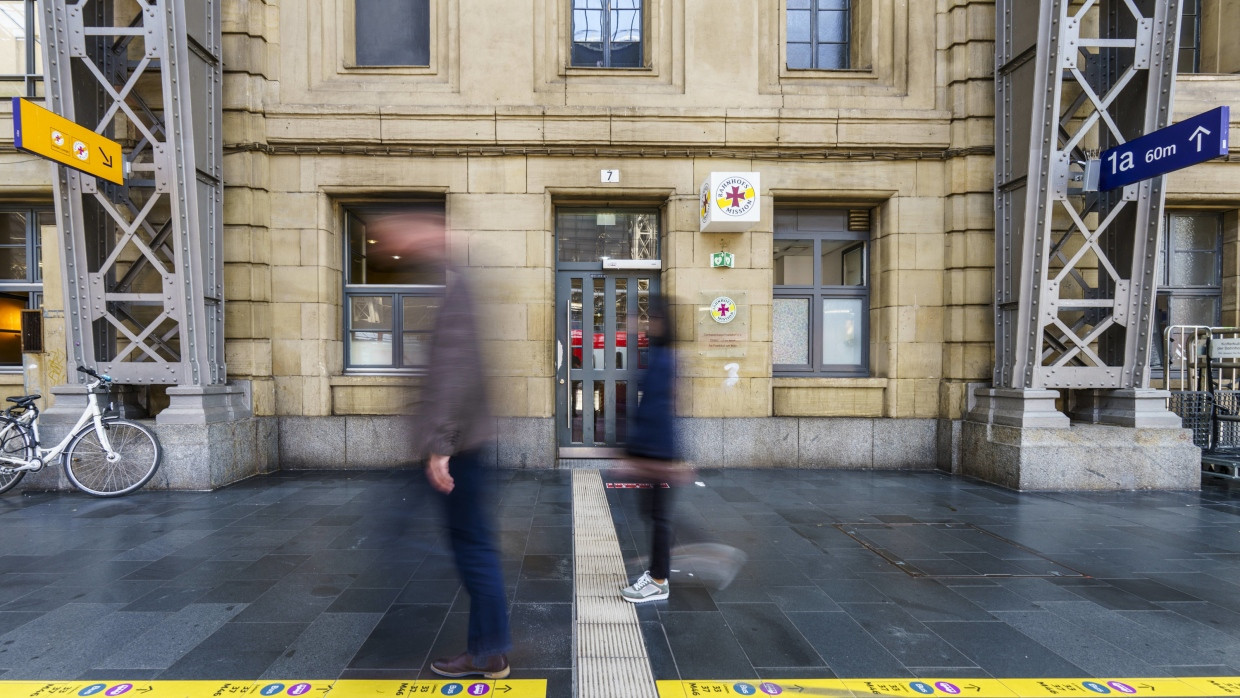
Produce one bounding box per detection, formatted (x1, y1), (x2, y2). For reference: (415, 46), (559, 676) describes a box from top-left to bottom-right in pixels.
(620, 571), (669, 603)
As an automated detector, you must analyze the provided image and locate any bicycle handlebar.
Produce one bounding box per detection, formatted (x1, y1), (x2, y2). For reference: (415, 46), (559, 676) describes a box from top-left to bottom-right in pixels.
(76, 366), (112, 383)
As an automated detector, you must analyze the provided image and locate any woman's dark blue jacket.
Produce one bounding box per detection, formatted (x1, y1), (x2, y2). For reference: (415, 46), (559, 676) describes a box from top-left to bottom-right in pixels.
(626, 344), (679, 461)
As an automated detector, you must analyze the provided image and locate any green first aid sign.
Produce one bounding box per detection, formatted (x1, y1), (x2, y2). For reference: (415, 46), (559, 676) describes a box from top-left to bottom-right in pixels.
(711, 252), (734, 268)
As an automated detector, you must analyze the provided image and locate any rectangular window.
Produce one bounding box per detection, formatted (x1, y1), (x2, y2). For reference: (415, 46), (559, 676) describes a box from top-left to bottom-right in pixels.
(555, 208), (659, 263)
(786, 0), (850, 70)
(355, 0), (430, 67)
(0, 206), (47, 368)
(773, 208), (869, 376)
(343, 203), (444, 371)
(1178, 0), (1201, 73)
(0, 0), (42, 97)
(1153, 211), (1222, 371)
(571, 0), (643, 68)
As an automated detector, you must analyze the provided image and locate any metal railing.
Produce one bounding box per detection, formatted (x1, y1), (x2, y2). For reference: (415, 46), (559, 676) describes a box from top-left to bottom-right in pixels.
(1164, 326), (1240, 479)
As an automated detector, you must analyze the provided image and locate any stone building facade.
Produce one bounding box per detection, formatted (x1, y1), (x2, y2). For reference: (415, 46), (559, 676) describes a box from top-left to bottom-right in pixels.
(0, 0), (1237, 480)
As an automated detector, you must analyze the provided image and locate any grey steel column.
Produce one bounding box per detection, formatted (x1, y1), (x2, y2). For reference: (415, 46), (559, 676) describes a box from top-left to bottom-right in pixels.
(994, 0), (1182, 398)
(40, 0), (224, 387)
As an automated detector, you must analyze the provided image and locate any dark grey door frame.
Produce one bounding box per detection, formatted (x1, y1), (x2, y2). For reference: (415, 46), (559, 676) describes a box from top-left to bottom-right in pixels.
(555, 269), (659, 457)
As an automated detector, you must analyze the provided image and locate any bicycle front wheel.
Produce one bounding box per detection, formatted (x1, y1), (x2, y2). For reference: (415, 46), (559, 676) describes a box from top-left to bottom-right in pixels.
(64, 417), (162, 497)
(0, 416), (33, 495)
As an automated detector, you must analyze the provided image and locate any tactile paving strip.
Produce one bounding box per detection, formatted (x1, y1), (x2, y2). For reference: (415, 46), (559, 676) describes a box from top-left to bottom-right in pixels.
(573, 469), (658, 698)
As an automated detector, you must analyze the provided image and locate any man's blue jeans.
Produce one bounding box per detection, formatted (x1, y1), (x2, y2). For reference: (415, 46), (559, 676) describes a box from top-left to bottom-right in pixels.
(442, 448), (511, 657)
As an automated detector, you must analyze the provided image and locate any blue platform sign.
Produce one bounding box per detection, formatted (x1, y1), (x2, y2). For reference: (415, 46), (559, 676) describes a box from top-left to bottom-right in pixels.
(1098, 106), (1229, 191)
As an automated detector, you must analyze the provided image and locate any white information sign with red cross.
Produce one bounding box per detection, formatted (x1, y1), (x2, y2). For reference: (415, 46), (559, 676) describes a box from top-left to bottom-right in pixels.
(700, 171), (761, 232)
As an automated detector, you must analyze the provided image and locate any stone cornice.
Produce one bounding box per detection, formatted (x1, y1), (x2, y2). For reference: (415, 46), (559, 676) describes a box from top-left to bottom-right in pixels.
(219, 141), (996, 160)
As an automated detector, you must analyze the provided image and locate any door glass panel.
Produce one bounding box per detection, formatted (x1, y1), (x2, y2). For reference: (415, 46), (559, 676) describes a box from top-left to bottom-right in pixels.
(637, 278), (650, 369)
(616, 381), (628, 443)
(822, 297), (863, 366)
(774, 298), (810, 365)
(571, 380), (583, 443)
(350, 296), (393, 366)
(593, 381), (606, 444)
(615, 278), (628, 369)
(571, 278), (583, 369)
(774, 239), (814, 285)
(593, 278), (606, 370)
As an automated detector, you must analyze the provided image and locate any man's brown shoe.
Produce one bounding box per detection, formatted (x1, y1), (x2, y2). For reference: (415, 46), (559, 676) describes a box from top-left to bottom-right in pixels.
(430, 651), (511, 679)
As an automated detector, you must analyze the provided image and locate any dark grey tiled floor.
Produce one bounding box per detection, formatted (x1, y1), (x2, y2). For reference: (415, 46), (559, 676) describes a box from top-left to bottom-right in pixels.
(0, 468), (573, 698)
(606, 469), (1240, 682)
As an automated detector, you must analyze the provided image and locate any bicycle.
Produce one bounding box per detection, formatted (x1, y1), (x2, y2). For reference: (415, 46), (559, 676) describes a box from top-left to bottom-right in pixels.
(0, 366), (162, 497)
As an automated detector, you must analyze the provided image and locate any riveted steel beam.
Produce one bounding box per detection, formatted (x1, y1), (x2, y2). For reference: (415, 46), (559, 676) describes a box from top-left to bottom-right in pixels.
(995, 0), (1182, 393)
(40, 0), (223, 386)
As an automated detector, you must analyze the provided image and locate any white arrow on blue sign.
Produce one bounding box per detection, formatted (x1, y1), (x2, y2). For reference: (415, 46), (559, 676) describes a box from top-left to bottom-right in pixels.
(1098, 106), (1230, 191)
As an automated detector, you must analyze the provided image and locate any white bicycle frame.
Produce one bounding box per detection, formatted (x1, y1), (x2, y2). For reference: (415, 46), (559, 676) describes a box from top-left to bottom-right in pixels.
(0, 377), (117, 473)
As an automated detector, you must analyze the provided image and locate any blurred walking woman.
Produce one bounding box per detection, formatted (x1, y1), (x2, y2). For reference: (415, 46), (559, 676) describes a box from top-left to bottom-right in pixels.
(620, 293), (680, 604)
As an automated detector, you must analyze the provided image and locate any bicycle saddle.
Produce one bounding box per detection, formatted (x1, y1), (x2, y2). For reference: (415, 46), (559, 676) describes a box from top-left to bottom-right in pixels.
(6, 394), (40, 406)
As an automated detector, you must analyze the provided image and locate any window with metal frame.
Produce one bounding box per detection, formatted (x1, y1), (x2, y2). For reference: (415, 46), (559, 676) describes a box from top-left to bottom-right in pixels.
(354, 0), (430, 67)
(571, 0), (643, 68)
(773, 209), (869, 376)
(0, 0), (42, 97)
(786, 0), (850, 70)
(1178, 0), (1201, 74)
(343, 203), (445, 372)
(1152, 211), (1223, 371)
(0, 206), (47, 368)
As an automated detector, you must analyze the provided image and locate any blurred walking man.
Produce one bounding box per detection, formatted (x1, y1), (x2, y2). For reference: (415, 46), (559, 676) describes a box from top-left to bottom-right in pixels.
(374, 212), (511, 679)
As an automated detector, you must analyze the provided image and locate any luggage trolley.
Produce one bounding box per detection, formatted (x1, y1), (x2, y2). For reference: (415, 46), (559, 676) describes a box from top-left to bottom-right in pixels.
(1202, 329), (1240, 479)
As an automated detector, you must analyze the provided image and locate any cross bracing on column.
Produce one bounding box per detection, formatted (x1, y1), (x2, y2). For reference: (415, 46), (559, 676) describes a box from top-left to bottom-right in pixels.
(42, 0), (224, 386)
(994, 0), (1181, 391)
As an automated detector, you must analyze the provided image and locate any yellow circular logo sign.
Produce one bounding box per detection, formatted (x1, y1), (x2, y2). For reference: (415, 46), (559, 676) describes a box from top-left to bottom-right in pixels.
(710, 296), (737, 324)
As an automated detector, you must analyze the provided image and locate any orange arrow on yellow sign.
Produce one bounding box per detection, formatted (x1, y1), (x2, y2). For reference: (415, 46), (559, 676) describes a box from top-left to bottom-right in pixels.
(11, 97), (124, 185)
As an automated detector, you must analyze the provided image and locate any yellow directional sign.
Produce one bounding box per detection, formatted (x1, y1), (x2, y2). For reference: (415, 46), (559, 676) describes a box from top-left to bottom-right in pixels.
(0, 679), (548, 698)
(11, 97), (124, 185)
(658, 676), (1237, 697)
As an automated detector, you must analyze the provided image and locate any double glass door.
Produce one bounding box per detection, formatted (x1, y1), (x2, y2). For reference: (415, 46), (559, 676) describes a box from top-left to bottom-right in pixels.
(556, 271), (657, 453)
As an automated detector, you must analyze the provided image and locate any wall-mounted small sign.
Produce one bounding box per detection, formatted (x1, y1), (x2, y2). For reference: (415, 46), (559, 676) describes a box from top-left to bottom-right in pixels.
(601, 169), (620, 183)
(710, 252), (735, 268)
(1211, 337), (1240, 359)
(700, 171), (761, 232)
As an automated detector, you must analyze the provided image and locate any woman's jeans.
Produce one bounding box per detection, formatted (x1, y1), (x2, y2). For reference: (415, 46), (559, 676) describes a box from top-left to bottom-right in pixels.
(442, 448), (511, 657)
(643, 482), (674, 580)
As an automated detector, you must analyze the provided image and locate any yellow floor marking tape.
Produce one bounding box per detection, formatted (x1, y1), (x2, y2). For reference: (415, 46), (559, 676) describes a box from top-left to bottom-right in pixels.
(0, 679), (546, 698)
(657, 677), (1240, 697)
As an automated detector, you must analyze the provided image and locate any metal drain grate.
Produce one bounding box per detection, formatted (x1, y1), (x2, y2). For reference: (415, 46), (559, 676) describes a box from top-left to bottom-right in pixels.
(835, 522), (1088, 578)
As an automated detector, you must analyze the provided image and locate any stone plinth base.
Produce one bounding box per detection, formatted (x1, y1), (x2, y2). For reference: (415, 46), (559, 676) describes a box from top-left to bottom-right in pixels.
(276, 415), (556, 470)
(960, 419), (1200, 491)
(149, 417), (279, 490)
